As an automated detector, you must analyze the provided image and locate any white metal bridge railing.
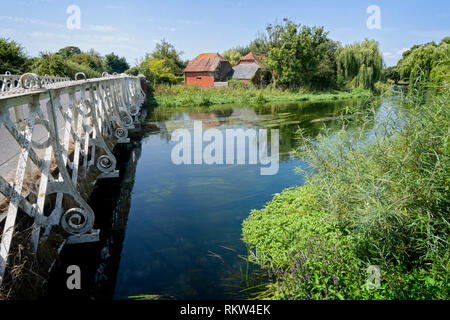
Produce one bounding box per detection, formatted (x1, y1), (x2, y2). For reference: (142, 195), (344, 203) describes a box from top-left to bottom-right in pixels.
(0, 71), (71, 93)
(0, 72), (146, 286)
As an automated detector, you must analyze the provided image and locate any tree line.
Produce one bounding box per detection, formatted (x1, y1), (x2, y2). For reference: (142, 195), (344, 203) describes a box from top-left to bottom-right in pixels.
(222, 19), (385, 90)
(0, 39), (130, 79)
(385, 37), (450, 88)
(1, 18), (448, 90)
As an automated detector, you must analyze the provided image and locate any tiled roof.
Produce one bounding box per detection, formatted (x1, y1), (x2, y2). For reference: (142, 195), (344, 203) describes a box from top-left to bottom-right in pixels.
(239, 52), (265, 65)
(184, 53), (229, 72)
(229, 63), (261, 80)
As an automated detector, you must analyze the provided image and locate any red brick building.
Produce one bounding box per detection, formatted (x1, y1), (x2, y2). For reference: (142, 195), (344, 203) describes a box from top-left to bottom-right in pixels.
(184, 53), (232, 88)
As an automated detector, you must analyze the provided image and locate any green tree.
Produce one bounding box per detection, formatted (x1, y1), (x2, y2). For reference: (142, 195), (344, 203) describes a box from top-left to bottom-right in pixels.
(140, 57), (177, 85)
(125, 66), (140, 76)
(335, 39), (383, 90)
(397, 38), (449, 87)
(151, 39), (185, 76)
(32, 52), (74, 77)
(384, 66), (400, 84)
(310, 39), (339, 89)
(266, 19), (330, 88)
(69, 52), (104, 73)
(248, 22), (286, 56)
(104, 52), (130, 74)
(57, 46), (81, 59)
(222, 49), (241, 66)
(137, 39), (185, 85)
(32, 52), (101, 78)
(0, 38), (30, 74)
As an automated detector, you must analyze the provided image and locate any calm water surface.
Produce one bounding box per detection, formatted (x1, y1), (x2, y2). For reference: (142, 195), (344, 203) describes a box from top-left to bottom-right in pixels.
(48, 97), (399, 300)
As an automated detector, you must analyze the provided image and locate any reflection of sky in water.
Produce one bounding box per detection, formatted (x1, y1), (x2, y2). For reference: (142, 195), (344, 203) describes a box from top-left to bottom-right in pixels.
(113, 98), (397, 299)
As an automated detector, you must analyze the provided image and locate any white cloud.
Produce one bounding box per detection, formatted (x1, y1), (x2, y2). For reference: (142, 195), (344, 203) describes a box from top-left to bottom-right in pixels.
(0, 15), (63, 29)
(0, 28), (15, 36)
(411, 30), (450, 39)
(157, 26), (176, 32)
(382, 48), (408, 59)
(27, 31), (70, 40)
(86, 25), (117, 32)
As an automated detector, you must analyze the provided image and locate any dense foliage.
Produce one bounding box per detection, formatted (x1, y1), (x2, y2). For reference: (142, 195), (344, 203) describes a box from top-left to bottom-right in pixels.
(104, 52), (130, 74)
(383, 66), (401, 84)
(30, 46), (131, 78)
(136, 39), (186, 85)
(335, 39), (383, 90)
(32, 51), (101, 78)
(243, 88), (449, 299)
(0, 42), (132, 79)
(266, 20), (331, 89)
(152, 84), (370, 108)
(222, 49), (242, 66)
(397, 37), (450, 87)
(0, 38), (31, 74)
(223, 19), (383, 91)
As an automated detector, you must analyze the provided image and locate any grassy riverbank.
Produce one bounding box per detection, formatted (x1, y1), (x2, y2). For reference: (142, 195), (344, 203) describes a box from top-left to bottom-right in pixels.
(148, 85), (374, 108)
(242, 88), (449, 299)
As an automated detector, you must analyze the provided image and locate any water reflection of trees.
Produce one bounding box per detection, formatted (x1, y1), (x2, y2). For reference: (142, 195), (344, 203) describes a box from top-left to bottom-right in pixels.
(149, 99), (363, 163)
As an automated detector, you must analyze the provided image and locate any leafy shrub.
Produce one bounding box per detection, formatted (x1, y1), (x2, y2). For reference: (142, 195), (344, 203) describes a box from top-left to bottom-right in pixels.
(70, 52), (104, 73)
(243, 185), (331, 267)
(243, 86), (449, 299)
(32, 53), (101, 78)
(125, 67), (140, 76)
(228, 78), (251, 89)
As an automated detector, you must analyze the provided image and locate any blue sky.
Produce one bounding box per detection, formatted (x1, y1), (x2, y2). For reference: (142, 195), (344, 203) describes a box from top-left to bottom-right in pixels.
(0, 0), (449, 66)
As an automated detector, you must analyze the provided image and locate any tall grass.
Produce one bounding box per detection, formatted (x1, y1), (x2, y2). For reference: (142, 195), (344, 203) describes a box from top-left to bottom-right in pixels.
(150, 84), (372, 108)
(242, 86), (449, 299)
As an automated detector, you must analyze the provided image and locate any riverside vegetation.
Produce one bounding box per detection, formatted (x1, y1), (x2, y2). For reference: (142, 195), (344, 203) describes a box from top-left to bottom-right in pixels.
(149, 85), (374, 108)
(240, 34), (449, 300)
(242, 83), (449, 299)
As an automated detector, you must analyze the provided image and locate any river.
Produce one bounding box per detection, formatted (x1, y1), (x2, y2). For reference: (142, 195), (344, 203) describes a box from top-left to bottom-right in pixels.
(46, 96), (399, 300)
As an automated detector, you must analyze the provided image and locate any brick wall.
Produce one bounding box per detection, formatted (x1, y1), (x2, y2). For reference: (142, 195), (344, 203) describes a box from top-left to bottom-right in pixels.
(185, 72), (215, 88)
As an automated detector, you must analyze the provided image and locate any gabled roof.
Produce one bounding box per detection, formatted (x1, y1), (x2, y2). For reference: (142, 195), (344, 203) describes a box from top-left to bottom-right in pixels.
(184, 53), (229, 73)
(229, 62), (261, 80)
(238, 52), (265, 66)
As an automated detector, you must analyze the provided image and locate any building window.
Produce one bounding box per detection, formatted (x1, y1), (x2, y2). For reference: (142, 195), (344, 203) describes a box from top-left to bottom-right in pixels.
(196, 77), (202, 80)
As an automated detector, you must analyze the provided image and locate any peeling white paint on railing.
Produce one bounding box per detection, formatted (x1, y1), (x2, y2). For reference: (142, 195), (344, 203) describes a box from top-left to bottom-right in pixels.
(0, 72), (145, 286)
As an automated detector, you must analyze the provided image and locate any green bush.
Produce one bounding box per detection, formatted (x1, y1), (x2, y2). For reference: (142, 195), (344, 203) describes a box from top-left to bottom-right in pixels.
(32, 52), (101, 78)
(243, 86), (449, 299)
(228, 78), (251, 89)
(125, 67), (140, 76)
(295, 90), (449, 266)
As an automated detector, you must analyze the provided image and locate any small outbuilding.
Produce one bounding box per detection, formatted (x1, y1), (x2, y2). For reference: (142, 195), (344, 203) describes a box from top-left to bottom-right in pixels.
(184, 53), (232, 88)
(229, 52), (266, 83)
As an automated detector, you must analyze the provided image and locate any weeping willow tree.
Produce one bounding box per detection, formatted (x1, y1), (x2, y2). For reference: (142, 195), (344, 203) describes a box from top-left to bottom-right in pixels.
(335, 39), (383, 90)
(397, 37), (449, 88)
